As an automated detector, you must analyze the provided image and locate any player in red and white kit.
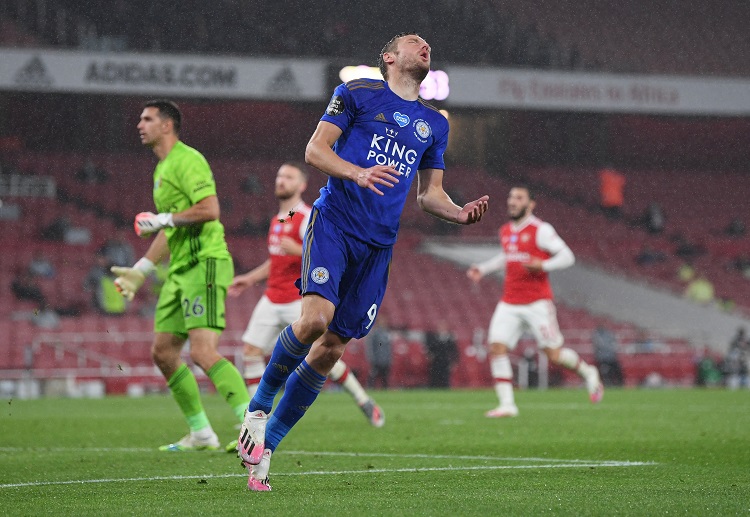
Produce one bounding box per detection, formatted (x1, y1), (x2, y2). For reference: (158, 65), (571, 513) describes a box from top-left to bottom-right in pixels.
(228, 162), (384, 428)
(467, 185), (603, 417)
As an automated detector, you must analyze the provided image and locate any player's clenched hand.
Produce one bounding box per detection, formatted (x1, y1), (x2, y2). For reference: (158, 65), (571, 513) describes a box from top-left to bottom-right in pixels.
(278, 236), (298, 254)
(111, 266), (146, 302)
(354, 165), (401, 196)
(523, 258), (545, 273)
(466, 265), (483, 283)
(134, 212), (174, 237)
(457, 195), (489, 224)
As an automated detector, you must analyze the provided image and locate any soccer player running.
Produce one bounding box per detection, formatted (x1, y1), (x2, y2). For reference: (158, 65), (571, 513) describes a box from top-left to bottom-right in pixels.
(467, 185), (603, 418)
(237, 33), (489, 491)
(111, 100), (250, 450)
(228, 162), (385, 430)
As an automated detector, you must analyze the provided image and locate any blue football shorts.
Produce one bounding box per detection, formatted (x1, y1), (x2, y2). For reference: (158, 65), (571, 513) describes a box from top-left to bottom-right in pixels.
(295, 207), (392, 339)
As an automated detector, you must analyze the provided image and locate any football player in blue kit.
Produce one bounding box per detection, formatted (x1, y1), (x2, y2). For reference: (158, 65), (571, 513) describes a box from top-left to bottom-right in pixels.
(237, 33), (490, 491)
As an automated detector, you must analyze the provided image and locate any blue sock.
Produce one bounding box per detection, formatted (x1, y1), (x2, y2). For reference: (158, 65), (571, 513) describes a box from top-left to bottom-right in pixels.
(248, 326), (311, 414)
(265, 360), (326, 451)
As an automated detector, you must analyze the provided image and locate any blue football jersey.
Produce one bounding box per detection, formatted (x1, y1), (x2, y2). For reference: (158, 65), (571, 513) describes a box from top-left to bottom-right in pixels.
(316, 78), (449, 247)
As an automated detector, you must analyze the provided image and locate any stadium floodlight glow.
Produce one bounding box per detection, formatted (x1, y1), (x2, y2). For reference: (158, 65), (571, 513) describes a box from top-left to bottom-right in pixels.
(338, 66), (449, 101)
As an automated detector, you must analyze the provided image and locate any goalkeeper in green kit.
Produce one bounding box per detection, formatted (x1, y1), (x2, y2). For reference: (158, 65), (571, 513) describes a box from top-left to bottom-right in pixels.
(112, 99), (249, 451)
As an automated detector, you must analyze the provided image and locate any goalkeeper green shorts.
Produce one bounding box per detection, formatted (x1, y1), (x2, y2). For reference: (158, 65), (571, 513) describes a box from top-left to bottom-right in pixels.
(154, 258), (234, 337)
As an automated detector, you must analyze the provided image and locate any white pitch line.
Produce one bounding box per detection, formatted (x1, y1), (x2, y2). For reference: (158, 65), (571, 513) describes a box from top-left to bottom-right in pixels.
(0, 447), (647, 465)
(0, 461), (656, 489)
(283, 450), (646, 464)
(0, 447), (154, 453)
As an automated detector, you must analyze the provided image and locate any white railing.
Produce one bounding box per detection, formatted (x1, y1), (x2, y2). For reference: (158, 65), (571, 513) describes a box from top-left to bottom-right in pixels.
(2, 330), (245, 380)
(0, 327), (695, 399)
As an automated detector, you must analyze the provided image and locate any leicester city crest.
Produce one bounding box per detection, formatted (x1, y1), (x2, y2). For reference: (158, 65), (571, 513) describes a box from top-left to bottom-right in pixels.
(414, 119), (431, 142)
(311, 267), (330, 284)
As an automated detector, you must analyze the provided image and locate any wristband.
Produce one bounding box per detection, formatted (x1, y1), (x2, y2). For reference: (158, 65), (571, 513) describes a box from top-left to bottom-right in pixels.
(133, 257), (156, 275)
(158, 213), (175, 227)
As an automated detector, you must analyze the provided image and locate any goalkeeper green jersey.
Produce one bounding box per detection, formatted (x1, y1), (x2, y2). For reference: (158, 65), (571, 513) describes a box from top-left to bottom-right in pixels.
(152, 141), (231, 272)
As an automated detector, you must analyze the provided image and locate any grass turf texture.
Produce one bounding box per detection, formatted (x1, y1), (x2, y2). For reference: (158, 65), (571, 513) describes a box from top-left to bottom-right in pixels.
(1, 388), (748, 516)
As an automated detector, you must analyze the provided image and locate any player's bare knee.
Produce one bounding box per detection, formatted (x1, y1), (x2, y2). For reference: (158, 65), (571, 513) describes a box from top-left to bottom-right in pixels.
(243, 343), (264, 357)
(309, 337), (348, 374)
(187, 345), (220, 371)
(151, 344), (177, 371)
(544, 347), (561, 363)
(150, 346), (164, 366)
(294, 312), (330, 342)
(319, 348), (344, 372)
(188, 348), (208, 369)
(489, 342), (509, 356)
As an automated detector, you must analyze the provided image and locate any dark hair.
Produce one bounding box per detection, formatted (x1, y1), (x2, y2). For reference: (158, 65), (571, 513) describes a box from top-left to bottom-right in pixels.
(282, 161), (309, 180)
(143, 99), (182, 134)
(511, 184), (535, 200)
(378, 32), (421, 80)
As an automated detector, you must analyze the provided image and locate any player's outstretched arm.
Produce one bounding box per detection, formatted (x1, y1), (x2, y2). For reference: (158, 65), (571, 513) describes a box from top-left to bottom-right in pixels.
(470, 252), (507, 281)
(417, 168), (489, 224)
(305, 121), (401, 195)
(228, 260), (271, 297)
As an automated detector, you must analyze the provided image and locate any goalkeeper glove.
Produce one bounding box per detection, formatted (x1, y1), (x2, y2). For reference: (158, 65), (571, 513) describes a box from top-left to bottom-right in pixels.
(111, 257), (155, 301)
(134, 212), (174, 237)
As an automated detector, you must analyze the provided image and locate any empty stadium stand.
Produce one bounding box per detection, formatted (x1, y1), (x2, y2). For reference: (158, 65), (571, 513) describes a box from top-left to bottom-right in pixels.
(2, 0), (585, 70)
(0, 152), (722, 394)
(517, 164), (750, 311)
(6, 0), (748, 76)
(492, 0), (750, 76)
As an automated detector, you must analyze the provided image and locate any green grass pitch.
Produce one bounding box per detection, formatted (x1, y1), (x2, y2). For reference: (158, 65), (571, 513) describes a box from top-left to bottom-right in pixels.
(1, 388), (748, 516)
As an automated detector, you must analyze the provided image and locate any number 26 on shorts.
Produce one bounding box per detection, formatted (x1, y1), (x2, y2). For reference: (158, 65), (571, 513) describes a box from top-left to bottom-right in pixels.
(182, 296), (205, 318)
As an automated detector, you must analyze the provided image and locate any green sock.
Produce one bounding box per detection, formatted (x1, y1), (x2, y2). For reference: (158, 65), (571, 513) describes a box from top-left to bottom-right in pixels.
(168, 363), (210, 432)
(207, 358), (251, 421)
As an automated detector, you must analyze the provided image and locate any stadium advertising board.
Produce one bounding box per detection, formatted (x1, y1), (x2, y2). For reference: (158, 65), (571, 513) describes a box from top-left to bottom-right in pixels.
(446, 66), (750, 115)
(0, 48), (326, 100)
(338, 65), (450, 101)
(3, 48), (749, 115)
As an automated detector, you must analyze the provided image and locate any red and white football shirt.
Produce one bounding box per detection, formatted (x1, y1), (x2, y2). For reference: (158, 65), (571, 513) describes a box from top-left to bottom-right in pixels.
(499, 215), (567, 305)
(265, 203), (311, 304)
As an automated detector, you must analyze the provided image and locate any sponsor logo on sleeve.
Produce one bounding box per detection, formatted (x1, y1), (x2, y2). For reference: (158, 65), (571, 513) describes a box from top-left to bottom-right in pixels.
(326, 95), (345, 116)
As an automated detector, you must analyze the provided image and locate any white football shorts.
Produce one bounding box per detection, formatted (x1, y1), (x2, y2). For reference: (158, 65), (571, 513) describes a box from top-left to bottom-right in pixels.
(241, 295), (302, 354)
(487, 299), (564, 350)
